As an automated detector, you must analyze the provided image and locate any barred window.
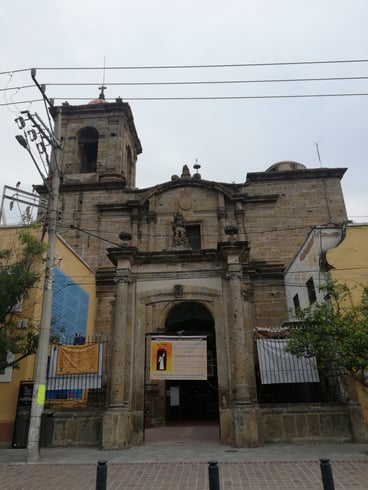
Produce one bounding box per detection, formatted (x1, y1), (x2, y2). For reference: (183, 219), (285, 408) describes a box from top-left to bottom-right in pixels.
(186, 224), (201, 249)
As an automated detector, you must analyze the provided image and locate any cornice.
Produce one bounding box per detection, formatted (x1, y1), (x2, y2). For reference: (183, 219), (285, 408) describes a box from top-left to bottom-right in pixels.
(246, 167), (347, 183)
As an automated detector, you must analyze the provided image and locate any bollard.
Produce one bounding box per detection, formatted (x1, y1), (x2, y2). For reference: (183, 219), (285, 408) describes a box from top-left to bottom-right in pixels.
(319, 459), (335, 490)
(96, 460), (108, 490)
(208, 460), (220, 490)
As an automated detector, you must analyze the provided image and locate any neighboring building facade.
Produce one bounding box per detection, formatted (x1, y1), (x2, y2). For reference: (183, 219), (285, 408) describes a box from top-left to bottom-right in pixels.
(328, 224), (368, 305)
(327, 224), (368, 426)
(284, 224), (346, 312)
(0, 226), (96, 446)
(33, 95), (368, 448)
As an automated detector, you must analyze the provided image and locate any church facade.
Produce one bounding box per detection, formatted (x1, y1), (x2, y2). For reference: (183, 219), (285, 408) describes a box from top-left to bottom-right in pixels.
(36, 94), (367, 448)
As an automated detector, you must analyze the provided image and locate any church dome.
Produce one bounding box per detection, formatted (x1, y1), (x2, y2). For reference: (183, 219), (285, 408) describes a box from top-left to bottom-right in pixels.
(265, 161), (306, 172)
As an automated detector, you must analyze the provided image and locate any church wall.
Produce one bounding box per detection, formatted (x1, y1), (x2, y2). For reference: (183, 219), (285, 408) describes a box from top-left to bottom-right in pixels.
(56, 170), (347, 276)
(243, 176), (346, 264)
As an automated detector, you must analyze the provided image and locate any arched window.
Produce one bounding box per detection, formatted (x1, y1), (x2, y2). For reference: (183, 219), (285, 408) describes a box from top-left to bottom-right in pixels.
(77, 127), (98, 172)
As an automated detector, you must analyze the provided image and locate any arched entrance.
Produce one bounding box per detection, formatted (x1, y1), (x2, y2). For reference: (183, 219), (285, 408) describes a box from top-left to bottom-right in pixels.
(164, 301), (219, 424)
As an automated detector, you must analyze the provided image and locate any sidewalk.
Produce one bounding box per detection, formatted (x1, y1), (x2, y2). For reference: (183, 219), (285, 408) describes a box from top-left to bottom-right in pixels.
(1, 427), (368, 489)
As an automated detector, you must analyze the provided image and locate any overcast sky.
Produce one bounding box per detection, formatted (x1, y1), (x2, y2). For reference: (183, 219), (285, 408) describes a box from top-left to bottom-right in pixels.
(1, 0), (367, 225)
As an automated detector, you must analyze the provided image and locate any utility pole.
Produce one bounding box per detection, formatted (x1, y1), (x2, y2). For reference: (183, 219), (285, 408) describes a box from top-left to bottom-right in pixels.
(13, 70), (63, 462)
(26, 106), (61, 462)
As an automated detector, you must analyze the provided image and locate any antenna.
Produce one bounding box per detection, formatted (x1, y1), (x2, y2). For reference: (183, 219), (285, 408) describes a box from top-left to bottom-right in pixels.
(315, 142), (322, 167)
(102, 56), (106, 86)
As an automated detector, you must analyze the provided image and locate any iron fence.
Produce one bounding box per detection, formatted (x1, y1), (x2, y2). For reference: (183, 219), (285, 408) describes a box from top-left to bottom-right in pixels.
(254, 331), (342, 403)
(45, 335), (108, 409)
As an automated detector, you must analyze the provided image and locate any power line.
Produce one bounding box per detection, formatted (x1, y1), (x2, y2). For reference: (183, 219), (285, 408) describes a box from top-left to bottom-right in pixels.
(3, 75), (368, 91)
(0, 68), (31, 76)
(2, 58), (368, 75)
(0, 99), (43, 107)
(2, 92), (368, 107)
(0, 84), (34, 92)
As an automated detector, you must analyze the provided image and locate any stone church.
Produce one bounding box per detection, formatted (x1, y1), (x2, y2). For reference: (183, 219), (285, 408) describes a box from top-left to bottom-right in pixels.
(37, 91), (364, 448)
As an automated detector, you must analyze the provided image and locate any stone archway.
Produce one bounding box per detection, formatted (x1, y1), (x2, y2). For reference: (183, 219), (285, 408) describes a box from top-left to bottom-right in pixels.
(163, 301), (219, 424)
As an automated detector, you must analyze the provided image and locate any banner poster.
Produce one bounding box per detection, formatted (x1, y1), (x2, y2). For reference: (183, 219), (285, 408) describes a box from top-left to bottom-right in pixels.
(47, 343), (103, 390)
(150, 335), (207, 380)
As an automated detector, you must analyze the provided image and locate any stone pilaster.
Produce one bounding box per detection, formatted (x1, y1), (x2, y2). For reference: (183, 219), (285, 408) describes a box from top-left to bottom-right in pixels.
(227, 270), (251, 404)
(109, 269), (132, 408)
(102, 265), (135, 449)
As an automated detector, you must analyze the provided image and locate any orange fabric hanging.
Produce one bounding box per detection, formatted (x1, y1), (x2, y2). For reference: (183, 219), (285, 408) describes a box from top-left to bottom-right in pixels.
(56, 344), (99, 375)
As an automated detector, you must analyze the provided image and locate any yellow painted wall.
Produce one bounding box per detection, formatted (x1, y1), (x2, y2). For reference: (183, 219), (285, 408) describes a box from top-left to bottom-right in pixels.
(327, 224), (368, 306)
(0, 226), (96, 445)
(327, 224), (368, 426)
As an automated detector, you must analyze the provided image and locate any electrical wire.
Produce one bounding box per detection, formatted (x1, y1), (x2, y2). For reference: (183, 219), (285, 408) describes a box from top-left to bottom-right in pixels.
(0, 84), (34, 92)
(0, 98), (43, 107)
(2, 58), (368, 75)
(56, 224), (368, 272)
(2, 92), (368, 107)
(3, 75), (368, 90)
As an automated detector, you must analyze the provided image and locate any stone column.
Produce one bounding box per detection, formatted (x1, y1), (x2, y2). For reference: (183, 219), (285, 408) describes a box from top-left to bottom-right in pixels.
(227, 270), (250, 404)
(228, 270), (259, 447)
(109, 269), (132, 407)
(102, 267), (133, 449)
(221, 241), (259, 447)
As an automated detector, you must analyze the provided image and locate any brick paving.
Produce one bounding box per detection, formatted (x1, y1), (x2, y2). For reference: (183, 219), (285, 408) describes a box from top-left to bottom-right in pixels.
(1, 427), (368, 489)
(1, 460), (368, 489)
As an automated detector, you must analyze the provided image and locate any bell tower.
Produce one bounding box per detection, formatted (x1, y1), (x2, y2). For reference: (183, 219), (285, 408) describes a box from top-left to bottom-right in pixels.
(39, 90), (142, 268)
(55, 88), (142, 187)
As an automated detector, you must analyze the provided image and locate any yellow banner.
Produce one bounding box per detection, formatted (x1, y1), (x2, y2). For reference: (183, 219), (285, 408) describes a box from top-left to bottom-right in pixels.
(150, 336), (207, 380)
(56, 344), (99, 375)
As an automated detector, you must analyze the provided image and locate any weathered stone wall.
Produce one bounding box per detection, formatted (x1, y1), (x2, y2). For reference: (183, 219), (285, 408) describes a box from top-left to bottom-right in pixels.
(43, 403), (366, 447)
(258, 404), (353, 443)
(44, 410), (103, 447)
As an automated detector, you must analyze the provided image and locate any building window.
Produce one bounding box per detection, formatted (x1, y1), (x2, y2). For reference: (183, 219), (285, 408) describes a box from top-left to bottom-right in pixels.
(186, 224), (201, 249)
(11, 297), (23, 313)
(0, 352), (13, 382)
(77, 127), (99, 173)
(306, 277), (317, 304)
(293, 294), (300, 312)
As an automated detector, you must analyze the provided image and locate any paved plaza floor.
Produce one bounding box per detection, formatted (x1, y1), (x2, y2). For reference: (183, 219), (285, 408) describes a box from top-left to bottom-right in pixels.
(1, 425), (368, 489)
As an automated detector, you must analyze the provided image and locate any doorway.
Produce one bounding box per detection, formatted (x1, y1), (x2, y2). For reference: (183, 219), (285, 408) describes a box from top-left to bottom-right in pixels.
(164, 302), (219, 425)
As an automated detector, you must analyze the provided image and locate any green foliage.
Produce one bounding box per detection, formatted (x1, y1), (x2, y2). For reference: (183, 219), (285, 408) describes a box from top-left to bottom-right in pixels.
(287, 282), (368, 386)
(0, 225), (45, 370)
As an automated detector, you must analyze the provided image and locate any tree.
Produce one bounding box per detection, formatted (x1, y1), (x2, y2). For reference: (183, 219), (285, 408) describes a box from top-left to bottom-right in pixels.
(0, 226), (45, 371)
(287, 282), (368, 387)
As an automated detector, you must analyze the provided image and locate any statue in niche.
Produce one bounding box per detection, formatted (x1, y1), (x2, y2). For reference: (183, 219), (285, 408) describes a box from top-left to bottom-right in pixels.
(172, 211), (188, 246)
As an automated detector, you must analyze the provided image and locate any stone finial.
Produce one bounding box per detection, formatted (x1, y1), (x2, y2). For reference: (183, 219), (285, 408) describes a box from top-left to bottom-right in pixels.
(119, 231), (132, 245)
(193, 160), (201, 179)
(224, 225), (239, 242)
(181, 165), (191, 179)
